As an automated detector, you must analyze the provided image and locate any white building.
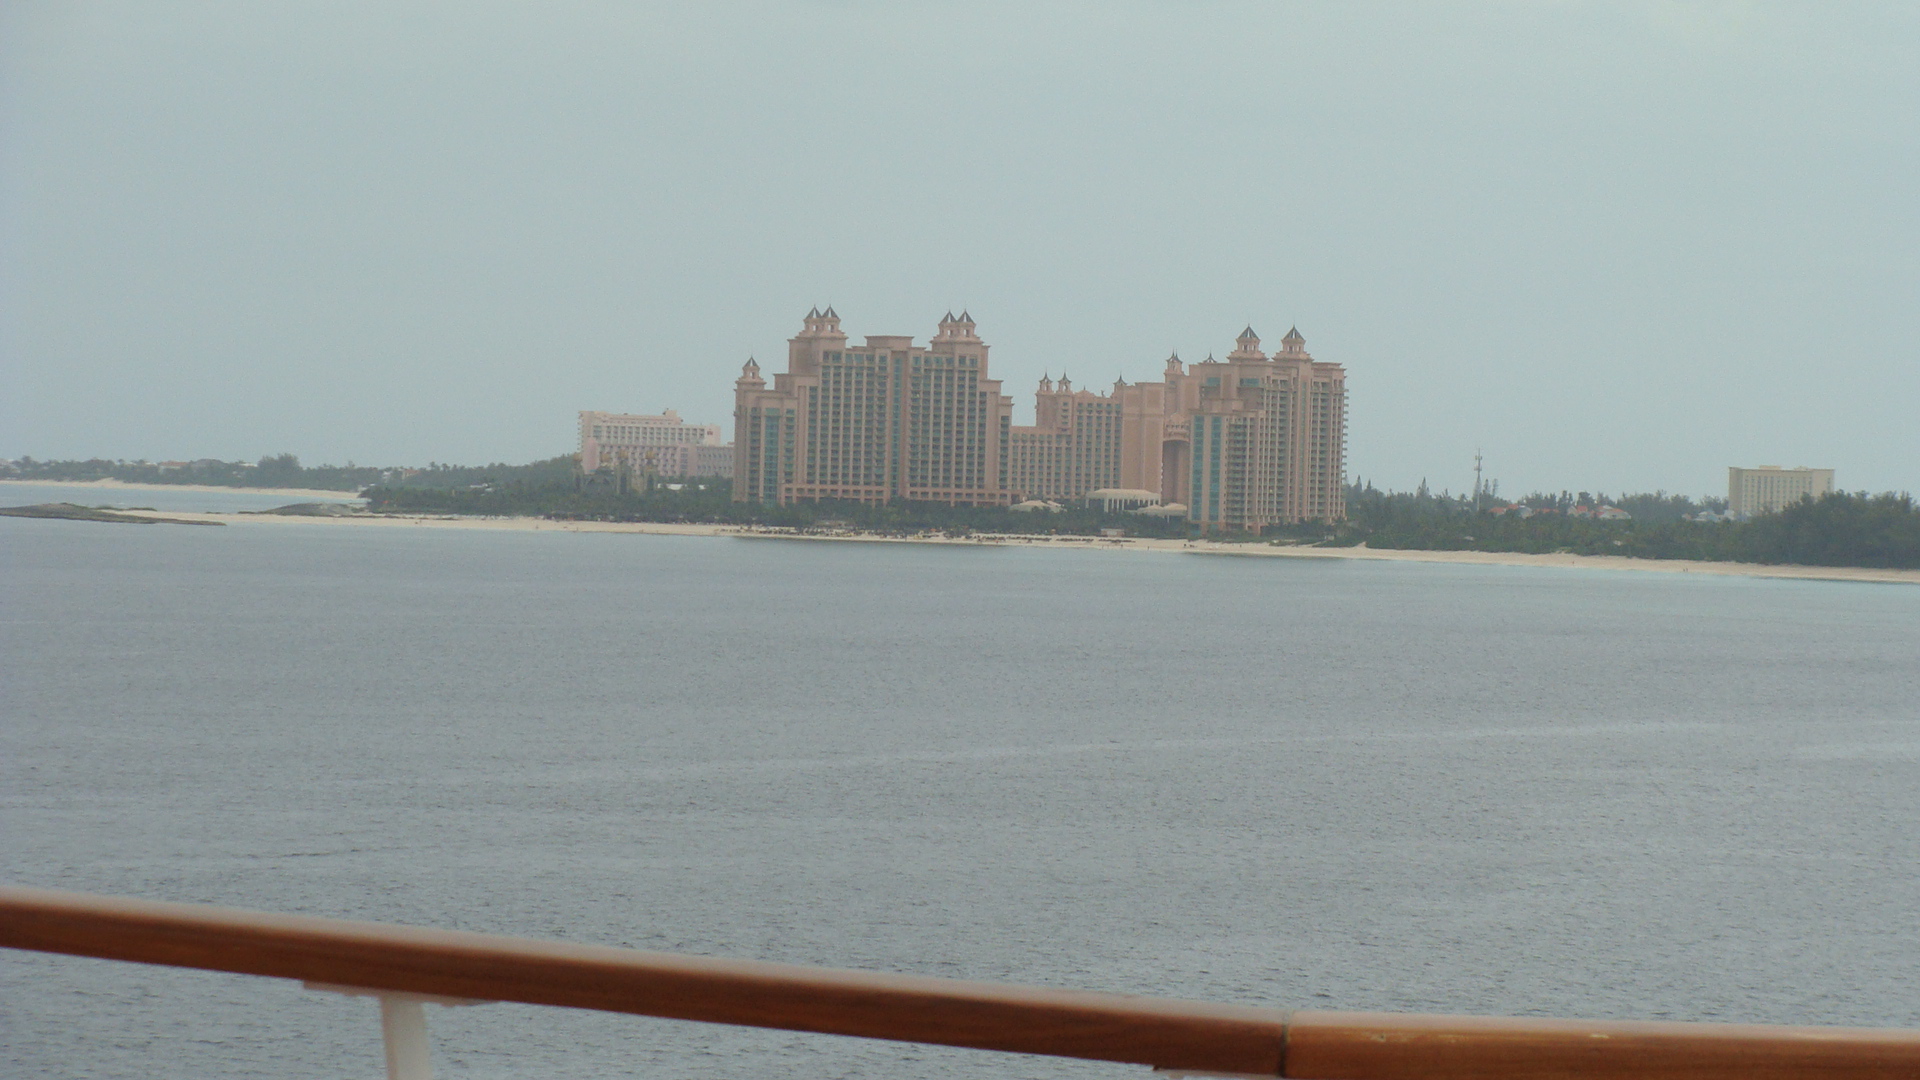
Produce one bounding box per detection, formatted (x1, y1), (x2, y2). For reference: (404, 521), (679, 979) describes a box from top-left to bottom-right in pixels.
(1728, 466), (1833, 517)
(579, 410), (732, 478)
(1087, 488), (1163, 513)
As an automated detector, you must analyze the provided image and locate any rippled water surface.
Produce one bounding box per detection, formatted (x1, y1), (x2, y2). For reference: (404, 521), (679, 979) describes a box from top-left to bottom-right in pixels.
(3, 517), (1917, 1078)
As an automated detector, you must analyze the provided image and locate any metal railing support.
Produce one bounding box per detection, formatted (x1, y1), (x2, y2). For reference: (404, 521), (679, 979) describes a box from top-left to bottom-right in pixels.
(306, 982), (488, 1080)
(381, 996), (432, 1080)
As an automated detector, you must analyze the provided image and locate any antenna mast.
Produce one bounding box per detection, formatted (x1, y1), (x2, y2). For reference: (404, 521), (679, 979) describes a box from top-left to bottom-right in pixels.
(1473, 449), (1484, 512)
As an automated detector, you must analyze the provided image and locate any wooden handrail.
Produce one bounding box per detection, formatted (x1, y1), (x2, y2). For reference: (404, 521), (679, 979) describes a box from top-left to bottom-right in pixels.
(3, 885), (1917, 1078)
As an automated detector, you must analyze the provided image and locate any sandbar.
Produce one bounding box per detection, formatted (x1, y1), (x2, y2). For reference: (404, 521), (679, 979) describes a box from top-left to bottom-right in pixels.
(0, 478), (364, 500)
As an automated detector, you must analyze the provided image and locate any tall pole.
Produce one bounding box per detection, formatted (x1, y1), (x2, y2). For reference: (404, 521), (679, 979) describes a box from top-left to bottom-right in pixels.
(1473, 449), (1484, 512)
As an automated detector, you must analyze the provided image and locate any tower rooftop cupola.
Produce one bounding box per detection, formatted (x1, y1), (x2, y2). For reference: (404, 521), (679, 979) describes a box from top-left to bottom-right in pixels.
(1280, 326), (1307, 355)
(801, 306), (843, 336)
(1165, 351), (1184, 376)
(1229, 325), (1265, 361)
(736, 356), (764, 386)
(935, 308), (981, 344)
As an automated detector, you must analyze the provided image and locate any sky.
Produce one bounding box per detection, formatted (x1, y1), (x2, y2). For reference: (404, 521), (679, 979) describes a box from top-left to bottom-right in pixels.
(2, 1), (1915, 497)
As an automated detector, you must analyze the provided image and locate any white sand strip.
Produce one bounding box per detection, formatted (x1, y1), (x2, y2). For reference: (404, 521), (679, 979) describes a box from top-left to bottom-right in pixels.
(67, 508), (1920, 587)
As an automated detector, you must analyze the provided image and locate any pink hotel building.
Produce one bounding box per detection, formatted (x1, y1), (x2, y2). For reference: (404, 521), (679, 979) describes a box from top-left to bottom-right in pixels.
(734, 309), (1348, 528)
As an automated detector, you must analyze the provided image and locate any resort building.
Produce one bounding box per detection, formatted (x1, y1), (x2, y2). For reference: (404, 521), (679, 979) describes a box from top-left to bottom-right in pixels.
(579, 409), (731, 477)
(1729, 466), (1834, 517)
(1006, 374), (1123, 501)
(734, 307), (1348, 527)
(1009, 327), (1347, 527)
(1183, 327), (1348, 528)
(733, 309), (1014, 506)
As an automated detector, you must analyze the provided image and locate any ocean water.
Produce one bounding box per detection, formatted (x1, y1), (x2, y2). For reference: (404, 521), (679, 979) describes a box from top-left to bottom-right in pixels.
(2, 517), (1917, 1079)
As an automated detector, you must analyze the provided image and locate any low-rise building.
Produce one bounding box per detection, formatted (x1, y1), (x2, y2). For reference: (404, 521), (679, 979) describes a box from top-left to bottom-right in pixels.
(1087, 488), (1163, 513)
(1728, 466), (1833, 517)
(579, 409), (732, 478)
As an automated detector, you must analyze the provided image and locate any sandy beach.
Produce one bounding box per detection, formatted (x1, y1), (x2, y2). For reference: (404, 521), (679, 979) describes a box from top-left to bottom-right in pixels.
(26, 503), (1910, 587)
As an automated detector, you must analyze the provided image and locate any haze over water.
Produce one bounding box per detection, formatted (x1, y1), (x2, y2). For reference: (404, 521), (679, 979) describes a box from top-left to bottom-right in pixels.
(3, 518), (1917, 1079)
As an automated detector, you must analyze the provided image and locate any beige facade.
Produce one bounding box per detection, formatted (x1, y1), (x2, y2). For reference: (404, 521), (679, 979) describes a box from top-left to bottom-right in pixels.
(735, 309), (1347, 526)
(1010, 326), (1347, 527)
(1729, 466), (1834, 517)
(1006, 375), (1123, 500)
(579, 409), (730, 477)
(734, 309), (1014, 506)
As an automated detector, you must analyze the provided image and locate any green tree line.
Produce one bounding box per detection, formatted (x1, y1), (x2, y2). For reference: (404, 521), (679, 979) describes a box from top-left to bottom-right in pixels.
(1344, 487), (1918, 569)
(364, 478), (1196, 539)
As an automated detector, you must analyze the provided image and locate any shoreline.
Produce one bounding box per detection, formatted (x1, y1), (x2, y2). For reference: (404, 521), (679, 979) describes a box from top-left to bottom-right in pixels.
(29, 506), (1914, 586)
(0, 478), (365, 500)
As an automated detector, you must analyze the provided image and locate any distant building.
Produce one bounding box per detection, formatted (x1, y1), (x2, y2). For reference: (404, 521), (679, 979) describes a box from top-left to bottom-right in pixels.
(579, 409), (731, 478)
(734, 308), (1348, 526)
(1087, 488), (1163, 513)
(1182, 327), (1348, 528)
(734, 309), (1014, 506)
(1008, 375), (1123, 501)
(1569, 505), (1631, 520)
(1729, 466), (1833, 517)
(1009, 327), (1347, 528)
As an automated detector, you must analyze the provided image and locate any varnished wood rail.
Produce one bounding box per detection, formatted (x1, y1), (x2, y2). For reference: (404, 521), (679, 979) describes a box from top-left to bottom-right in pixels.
(3, 885), (1917, 1078)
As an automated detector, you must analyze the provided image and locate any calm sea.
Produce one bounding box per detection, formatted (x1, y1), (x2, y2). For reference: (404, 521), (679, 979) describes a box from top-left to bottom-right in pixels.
(2, 513), (1916, 1079)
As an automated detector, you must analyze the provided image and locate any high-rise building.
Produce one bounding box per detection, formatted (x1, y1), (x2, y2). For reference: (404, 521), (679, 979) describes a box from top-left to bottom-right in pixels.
(1183, 326), (1348, 527)
(735, 308), (1347, 526)
(1006, 374), (1122, 501)
(1729, 466), (1833, 517)
(579, 409), (731, 477)
(1009, 325), (1347, 527)
(734, 309), (1014, 505)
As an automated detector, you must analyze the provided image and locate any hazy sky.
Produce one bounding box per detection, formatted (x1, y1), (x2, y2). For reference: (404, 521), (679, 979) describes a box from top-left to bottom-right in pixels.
(3, 2), (1915, 496)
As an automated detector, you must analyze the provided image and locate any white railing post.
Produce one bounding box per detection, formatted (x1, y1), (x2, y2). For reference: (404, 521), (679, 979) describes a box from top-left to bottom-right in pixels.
(379, 995), (434, 1080)
(306, 982), (489, 1080)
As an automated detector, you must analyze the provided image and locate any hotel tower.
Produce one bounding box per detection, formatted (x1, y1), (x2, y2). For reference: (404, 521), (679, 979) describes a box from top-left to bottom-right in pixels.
(733, 309), (1014, 506)
(735, 309), (1347, 527)
(1005, 326), (1345, 527)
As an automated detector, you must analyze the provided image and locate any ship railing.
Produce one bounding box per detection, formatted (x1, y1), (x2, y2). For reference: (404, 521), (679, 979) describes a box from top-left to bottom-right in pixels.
(3, 885), (1917, 1080)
